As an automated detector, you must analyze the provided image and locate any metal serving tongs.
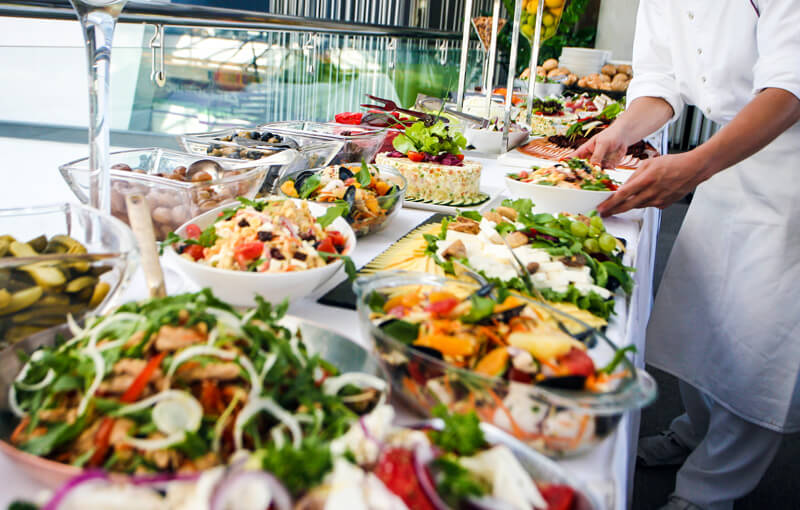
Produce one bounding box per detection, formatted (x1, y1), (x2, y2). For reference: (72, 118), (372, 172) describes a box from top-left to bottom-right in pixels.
(360, 95), (447, 125)
(125, 194), (166, 298)
(416, 94), (490, 129)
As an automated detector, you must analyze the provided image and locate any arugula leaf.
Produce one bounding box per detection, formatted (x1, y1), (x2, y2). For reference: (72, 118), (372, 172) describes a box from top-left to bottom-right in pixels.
(258, 438), (333, 496)
(494, 222), (515, 236)
(459, 210), (483, 222)
(366, 291), (387, 313)
(318, 251), (357, 281)
(299, 174), (322, 199)
(430, 404), (487, 456)
(316, 202), (350, 229)
(600, 345), (637, 374)
(175, 431), (208, 459)
(432, 456), (488, 508)
(379, 319), (420, 344)
(8, 502), (39, 510)
(602, 260), (635, 294)
(19, 415), (87, 456)
(357, 160), (372, 188)
(461, 294), (496, 324)
(598, 102), (623, 121)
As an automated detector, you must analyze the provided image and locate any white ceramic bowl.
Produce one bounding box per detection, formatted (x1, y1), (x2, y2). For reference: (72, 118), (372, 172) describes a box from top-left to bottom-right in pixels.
(504, 176), (613, 214)
(165, 200), (356, 307)
(465, 126), (529, 154)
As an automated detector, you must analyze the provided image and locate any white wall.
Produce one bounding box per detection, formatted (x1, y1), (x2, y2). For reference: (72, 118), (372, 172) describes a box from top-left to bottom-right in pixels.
(0, 17), (145, 130)
(595, 0), (640, 62)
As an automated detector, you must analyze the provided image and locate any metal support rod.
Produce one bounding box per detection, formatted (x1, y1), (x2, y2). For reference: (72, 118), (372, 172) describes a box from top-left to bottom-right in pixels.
(148, 23), (165, 87)
(525, 0), (545, 124)
(484, 0), (501, 115)
(455, 0), (474, 111)
(502, 0), (522, 151)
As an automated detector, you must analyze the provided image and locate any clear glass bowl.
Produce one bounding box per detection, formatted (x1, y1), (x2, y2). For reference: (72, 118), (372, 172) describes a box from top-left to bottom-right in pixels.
(276, 165), (406, 237)
(258, 121), (389, 165)
(354, 272), (657, 458)
(59, 148), (297, 241)
(0, 203), (138, 349)
(179, 127), (344, 186)
(0, 313), (387, 488)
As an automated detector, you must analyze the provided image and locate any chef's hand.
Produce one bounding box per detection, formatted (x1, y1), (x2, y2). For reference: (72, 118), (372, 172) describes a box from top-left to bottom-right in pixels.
(572, 126), (629, 169)
(596, 151), (713, 217)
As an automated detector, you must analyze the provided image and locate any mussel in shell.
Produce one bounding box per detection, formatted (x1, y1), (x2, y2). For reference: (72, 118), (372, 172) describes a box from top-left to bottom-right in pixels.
(338, 166), (355, 181)
(342, 185), (357, 223)
(292, 170), (316, 194)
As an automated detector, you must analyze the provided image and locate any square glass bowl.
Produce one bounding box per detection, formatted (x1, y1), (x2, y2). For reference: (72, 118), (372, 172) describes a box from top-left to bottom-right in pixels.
(258, 121), (388, 164)
(179, 127), (344, 181)
(0, 203), (138, 349)
(59, 148), (296, 240)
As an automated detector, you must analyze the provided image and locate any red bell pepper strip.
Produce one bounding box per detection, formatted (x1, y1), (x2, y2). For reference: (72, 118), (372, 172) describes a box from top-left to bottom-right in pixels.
(120, 351), (167, 404)
(88, 417), (116, 468)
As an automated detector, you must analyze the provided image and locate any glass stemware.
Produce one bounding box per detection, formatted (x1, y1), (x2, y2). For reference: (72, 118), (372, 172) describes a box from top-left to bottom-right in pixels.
(69, 0), (127, 214)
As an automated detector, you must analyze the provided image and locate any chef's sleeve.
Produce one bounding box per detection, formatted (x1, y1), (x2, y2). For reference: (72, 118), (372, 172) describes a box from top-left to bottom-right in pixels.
(626, 0), (684, 122)
(751, 0), (800, 100)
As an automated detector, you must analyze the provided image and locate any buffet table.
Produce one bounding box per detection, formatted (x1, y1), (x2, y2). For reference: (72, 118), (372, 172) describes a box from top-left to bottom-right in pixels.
(0, 141), (659, 510)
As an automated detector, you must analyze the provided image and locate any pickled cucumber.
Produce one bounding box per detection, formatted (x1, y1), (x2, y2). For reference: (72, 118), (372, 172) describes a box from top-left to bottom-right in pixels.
(1, 233), (116, 347)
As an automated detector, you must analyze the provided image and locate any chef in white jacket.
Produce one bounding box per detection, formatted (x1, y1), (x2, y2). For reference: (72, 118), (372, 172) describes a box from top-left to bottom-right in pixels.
(574, 1), (800, 509)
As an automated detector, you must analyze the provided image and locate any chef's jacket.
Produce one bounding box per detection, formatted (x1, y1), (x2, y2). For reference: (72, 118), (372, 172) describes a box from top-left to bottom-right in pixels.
(627, 0), (800, 432)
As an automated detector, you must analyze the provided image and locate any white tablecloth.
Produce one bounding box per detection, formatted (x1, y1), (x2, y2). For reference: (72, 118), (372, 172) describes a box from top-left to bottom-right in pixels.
(0, 140), (660, 509)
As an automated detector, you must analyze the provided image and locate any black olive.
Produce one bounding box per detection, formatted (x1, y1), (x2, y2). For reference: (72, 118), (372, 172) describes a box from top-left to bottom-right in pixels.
(177, 244), (186, 254)
(257, 231), (274, 242)
(246, 150), (263, 160)
(270, 247), (285, 260)
(299, 231), (316, 242)
(560, 254), (587, 267)
(293, 251), (307, 261)
(537, 375), (588, 390)
(238, 219), (250, 228)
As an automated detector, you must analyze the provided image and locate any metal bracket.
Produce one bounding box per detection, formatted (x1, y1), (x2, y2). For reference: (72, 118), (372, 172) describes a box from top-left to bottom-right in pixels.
(387, 37), (397, 70)
(436, 39), (448, 66)
(148, 24), (166, 87)
(303, 33), (320, 74)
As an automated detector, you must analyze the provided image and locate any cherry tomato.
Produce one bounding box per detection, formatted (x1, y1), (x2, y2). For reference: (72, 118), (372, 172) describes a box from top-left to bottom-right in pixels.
(234, 242), (263, 267)
(316, 236), (335, 254)
(185, 224), (202, 239)
(455, 154), (465, 161)
(424, 298), (459, 316)
(374, 448), (436, 510)
(326, 230), (347, 250)
(601, 179), (619, 191)
(407, 151), (426, 163)
(540, 485), (577, 510)
(185, 244), (204, 261)
(559, 347), (595, 378)
(509, 367), (534, 384)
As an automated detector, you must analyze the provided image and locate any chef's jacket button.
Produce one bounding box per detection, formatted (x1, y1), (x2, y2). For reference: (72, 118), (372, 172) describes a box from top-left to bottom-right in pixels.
(688, 11), (694, 19)
(697, 48), (703, 55)
(706, 107), (711, 114)
(701, 76), (707, 83)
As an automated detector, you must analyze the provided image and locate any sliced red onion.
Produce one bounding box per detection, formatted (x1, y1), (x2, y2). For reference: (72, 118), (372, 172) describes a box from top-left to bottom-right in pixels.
(359, 415), (386, 450)
(129, 471), (200, 486)
(412, 444), (449, 510)
(210, 469), (292, 510)
(42, 470), (109, 510)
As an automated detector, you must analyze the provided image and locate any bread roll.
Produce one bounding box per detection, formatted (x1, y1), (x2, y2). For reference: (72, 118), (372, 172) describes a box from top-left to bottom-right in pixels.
(578, 77), (588, 88)
(547, 67), (569, 78)
(616, 64), (633, 76)
(601, 64), (617, 76)
(564, 73), (578, 86)
(611, 80), (629, 92)
(612, 73), (629, 84)
(599, 73), (611, 83)
(520, 67), (531, 80)
(542, 58), (559, 72)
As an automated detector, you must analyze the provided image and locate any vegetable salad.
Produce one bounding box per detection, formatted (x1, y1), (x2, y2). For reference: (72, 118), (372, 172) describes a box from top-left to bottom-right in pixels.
(8, 291), (384, 474)
(508, 159), (620, 192)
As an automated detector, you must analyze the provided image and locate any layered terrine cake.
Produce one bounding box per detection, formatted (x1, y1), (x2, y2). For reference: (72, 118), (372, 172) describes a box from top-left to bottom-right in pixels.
(376, 152), (482, 203)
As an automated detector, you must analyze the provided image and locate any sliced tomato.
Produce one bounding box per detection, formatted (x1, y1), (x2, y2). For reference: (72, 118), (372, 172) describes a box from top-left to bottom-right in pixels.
(601, 179), (619, 191)
(407, 151), (426, 163)
(316, 236), (336, 255)
(185, 244), (204, 261)
(185, 224), (202, 239)
(88, 417), (116, 468)
(508, 367), (534, 384)
(234, 241), (264, 266)
(121, 351), (167, 403)
(334, 112), (363, 125)
(424, 298), (459, 316)
(558, 347), (595, 378)
(374, 448), (436, 510)
(326, 230), (347, 250)
(518, 170), (529, 179)
(540, 485), (577, 510)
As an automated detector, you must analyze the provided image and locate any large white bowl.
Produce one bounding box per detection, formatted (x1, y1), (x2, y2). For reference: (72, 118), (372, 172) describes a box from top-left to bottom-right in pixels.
(465, 126), (529, 154)
(165, 200), (356, 307)
(504, 176), (613, 214)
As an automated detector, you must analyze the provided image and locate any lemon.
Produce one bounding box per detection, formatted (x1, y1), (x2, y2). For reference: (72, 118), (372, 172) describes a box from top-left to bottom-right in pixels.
(526, 0), (539, 14)
(542, 12), (555, 27)
(549, 5), (563, 16)
(521, 24), (534, 37)
(545, 0), (562, 7)
(508, 330), (576, 360)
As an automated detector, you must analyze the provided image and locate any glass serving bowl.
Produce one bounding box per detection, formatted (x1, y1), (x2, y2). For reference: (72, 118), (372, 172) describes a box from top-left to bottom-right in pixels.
(258, 121), (389, 165)
(0, 203), (138, 350)
(59, 148), (297, 241)
(179, 127), (344, 191)
(276, 165), (406, 237)
(354, 272), (657, 458)
(0, 314), (388, 488)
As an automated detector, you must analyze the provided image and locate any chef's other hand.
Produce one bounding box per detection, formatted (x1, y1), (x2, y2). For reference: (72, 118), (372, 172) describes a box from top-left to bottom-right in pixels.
(597, 152), (713, 217)
(572, 128), (628, 169)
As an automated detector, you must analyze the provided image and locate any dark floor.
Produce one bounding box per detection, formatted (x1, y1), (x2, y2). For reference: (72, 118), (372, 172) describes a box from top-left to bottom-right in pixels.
(632, 202), (800, 510)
